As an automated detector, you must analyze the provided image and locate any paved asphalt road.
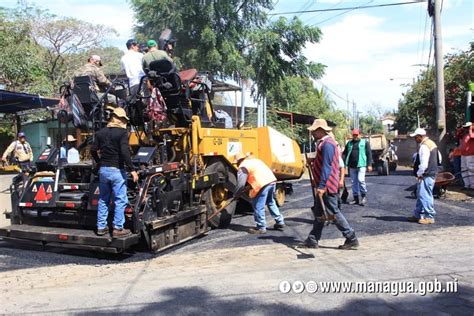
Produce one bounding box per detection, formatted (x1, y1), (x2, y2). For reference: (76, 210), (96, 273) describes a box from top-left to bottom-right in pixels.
(0, 169), (473, 314)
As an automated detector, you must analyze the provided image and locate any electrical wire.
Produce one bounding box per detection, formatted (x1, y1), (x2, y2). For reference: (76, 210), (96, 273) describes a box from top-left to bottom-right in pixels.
(268, 1), (427, 16)
(312, 0), (374, 26)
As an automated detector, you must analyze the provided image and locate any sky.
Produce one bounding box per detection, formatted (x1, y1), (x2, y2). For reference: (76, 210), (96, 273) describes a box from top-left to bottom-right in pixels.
(2, 0), (473, 114)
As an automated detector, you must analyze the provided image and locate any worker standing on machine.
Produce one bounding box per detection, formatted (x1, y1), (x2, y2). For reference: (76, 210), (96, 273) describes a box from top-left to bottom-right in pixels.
(233, 152), (285, 234)
(91, 107), (139, 237)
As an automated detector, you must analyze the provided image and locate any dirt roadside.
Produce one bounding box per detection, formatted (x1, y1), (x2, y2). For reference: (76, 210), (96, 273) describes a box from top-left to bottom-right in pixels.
(1, 226), (473, 314)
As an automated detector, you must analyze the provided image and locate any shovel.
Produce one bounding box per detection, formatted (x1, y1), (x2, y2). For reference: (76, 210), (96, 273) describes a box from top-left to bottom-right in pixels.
(316, 193), (336, 223)
(208, 197), (236, 220)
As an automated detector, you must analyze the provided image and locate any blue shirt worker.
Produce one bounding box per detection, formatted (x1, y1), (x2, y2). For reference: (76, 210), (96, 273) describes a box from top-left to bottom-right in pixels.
(60, 135), (80, 164)
(408, 128), (438, 224)
(299, 119), (359, 250)
(343, 128), (373, 206)
(233, 153), (285, 234)
(91, 107), (138, 237)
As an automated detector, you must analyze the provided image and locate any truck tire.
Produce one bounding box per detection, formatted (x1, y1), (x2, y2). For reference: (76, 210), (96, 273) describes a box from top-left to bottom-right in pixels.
(203, 160), (237, 228)
(381, 160), (389, 176)
(389, 161), (397, 172)
(275, 184), (286, 207)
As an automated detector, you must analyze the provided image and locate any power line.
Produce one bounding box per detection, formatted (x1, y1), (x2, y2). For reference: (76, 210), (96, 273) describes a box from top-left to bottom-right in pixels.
(302, 0), (344, 24)
(268, 1), (427, 16)
(312, 0), (374, 26)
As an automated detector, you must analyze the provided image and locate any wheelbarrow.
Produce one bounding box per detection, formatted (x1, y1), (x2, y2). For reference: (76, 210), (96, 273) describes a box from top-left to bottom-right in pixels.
(434, 171), (456, 198)
(411, 171), (456, 199)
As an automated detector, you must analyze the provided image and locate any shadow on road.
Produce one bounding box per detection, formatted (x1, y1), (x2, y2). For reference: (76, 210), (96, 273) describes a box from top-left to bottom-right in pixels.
(362, 215), (409, 223)
(36, 284), (472, 315)
(284, 217), (313, 225)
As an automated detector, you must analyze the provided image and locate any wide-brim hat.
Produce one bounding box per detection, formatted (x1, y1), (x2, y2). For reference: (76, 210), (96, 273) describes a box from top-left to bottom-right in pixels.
(112, 107), (129, 121)
(308, 118), (332, 132)
(65, 135), (77, 142)
(232, 152), (247, 164)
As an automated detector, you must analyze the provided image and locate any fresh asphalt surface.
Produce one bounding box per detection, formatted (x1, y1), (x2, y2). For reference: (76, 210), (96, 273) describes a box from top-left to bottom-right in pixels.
(0, 168), (473, 271)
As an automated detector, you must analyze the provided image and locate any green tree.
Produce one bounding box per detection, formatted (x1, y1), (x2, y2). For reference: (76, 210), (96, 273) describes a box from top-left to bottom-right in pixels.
(130, 1), (324, 99)
(395, 43), (473, 137)
(0, 7), (51, 94)
(131, 0), (272, 77)
(359, 114), (384, 135)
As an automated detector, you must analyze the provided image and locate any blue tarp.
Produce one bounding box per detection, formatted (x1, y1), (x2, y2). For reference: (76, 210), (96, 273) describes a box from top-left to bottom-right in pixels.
(0, 89), (58, 114)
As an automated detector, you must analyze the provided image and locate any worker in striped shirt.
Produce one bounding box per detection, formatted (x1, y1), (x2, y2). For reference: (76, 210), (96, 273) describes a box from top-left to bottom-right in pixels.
(298, 119), (359, 250)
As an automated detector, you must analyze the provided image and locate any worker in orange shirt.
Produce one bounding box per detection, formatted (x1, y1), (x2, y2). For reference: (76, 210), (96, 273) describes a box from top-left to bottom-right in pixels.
(233, 153), (285, 234)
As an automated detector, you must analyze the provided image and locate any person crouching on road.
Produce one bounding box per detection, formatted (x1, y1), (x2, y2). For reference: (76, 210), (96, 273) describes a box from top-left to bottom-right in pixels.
(91, 107), (139, 237)
(299, 119), (359, 250)
(343, 128), (373, 206)
(233, 152), (285, 234)
(408, 128), (438, 224)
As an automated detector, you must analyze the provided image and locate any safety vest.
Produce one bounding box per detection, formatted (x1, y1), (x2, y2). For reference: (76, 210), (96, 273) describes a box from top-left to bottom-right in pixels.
(240, 157), (277, 198)
(345, 139), (367, 168)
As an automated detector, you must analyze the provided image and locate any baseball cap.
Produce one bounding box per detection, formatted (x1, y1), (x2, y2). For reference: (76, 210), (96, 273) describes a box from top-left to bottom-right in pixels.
(147, 39), (157, 48)
(89, 55), (102, 66)
(409, 128), (427, 137)
(17, 132), (25, 138)
(462, 122), (472, 128)
(352, 128), (360, 135)
(126, 39), (138, 49)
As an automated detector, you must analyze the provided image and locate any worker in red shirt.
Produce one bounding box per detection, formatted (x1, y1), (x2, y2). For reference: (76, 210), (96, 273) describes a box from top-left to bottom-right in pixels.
(458, 122), (474, 190)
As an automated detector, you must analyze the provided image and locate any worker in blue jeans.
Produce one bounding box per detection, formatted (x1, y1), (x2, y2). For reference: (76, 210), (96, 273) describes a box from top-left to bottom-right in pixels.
(343, 128), (373, 206)
(233, 152), (285, 234)
(408, 128), (438, 224)
(91, 107), (138, 237)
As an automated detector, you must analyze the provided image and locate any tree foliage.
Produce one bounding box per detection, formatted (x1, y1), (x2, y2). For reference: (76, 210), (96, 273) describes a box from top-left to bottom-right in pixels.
(0, 2), (118, 96)
(130, 0), (324, 100)
(395, 43), (473, 137)
(264, 76), (348, 146)
(131, 0), (272, 78)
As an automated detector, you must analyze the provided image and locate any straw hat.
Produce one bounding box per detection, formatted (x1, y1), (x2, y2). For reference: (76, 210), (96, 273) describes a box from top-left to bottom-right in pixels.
(232, 152), (248, 164)
(307, 118), (332, 131)
(65, 135), (77, 142)
(112, 107), (129, 121)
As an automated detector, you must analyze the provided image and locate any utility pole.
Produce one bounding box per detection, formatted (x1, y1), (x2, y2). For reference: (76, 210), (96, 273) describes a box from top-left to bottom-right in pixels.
(240, 79), (245, 124)
(430, 0), (447, 167)
(352, 101), (356, 129)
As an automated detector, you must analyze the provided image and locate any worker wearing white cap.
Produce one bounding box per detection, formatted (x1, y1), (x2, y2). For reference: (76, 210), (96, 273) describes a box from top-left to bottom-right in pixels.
(408, 128), (439, 224)
(74, 55), (116, 104)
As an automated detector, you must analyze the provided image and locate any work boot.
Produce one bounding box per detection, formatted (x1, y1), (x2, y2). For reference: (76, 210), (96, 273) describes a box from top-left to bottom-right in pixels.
(359, 194), (367, 206)
(248, 227), (266, 234)
(112, 228), (131, 238)
(338, 235), (359, 250)
(418, 218), (435, 225)
(96, 226), (109, 236)
(407, 216), (419, 222)
(274, 223), (286, 231)
(349, 196), (359, 205)
(295, 240), (319, 249)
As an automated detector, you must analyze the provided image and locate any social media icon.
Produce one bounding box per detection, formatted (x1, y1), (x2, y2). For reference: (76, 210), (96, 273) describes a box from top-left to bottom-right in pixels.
(292, 281), (305, 294)
(306, 281), (318, 293)
(279, 281), (291, 293)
